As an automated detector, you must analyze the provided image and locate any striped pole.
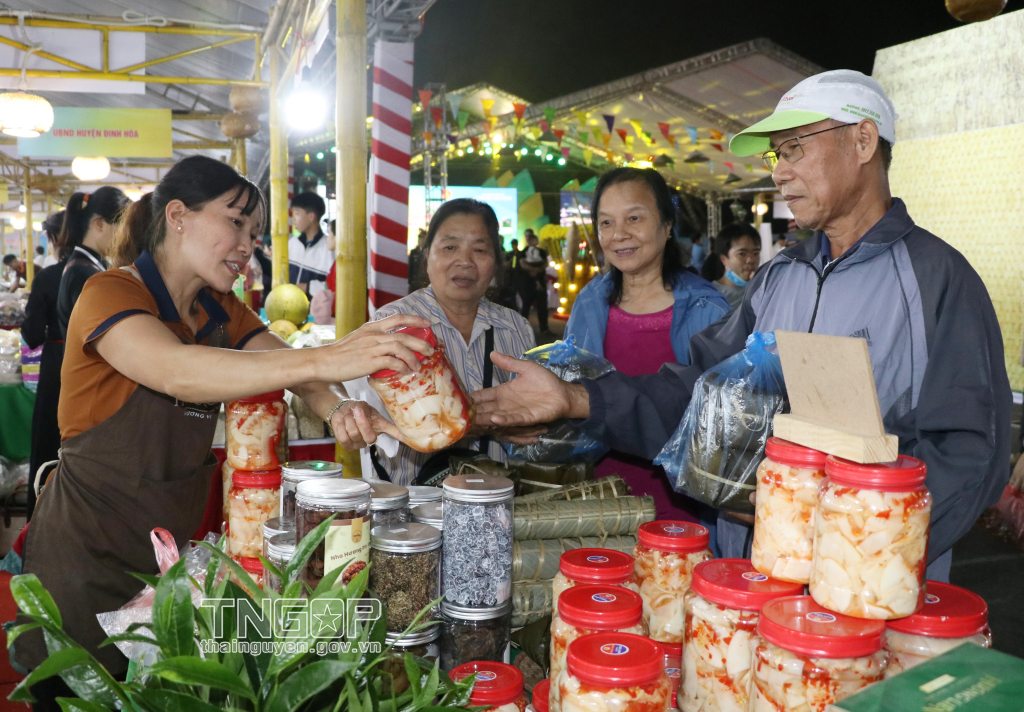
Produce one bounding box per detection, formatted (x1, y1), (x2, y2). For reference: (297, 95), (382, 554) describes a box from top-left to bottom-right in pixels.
(368, 39), (413, 313)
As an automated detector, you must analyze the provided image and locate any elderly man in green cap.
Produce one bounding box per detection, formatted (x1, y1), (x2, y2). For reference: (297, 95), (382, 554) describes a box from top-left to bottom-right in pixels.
(472, 70), (1011, 581)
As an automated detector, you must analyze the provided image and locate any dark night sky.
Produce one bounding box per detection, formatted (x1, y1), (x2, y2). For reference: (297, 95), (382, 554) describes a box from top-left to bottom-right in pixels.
(413, 0), (1024, 102)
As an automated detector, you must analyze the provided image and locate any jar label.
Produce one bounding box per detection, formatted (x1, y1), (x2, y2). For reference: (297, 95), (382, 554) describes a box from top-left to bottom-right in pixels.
(806, 612), (836, 623)
(591, 593), (617, 603)
(466, 479), (485, 483)
(586, 555), (610, 563)
(742, 572), (769, 582)
(476, 671), (498, 681)
(600, 643), (630, 655)
(666, 667), (681, 678)
(663, 526), (687, 533)
(925, 594), (940, 604)
(325, 517), (370, 586)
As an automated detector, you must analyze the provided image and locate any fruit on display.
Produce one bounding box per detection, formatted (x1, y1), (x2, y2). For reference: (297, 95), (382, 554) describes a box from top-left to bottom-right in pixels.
(265, 284), (309, 326)
(269, 319), (298, 339)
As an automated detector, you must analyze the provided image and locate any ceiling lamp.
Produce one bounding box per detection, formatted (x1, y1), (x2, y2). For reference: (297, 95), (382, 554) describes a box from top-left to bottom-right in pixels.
(9, 215), (25, 230)
(72, 156), (111, 182)
(683, 151), (710, 163)
(32, 221), (41, 231)
(652, 154), (674, 168)
(0, 91), (54, 138)
(124, 186), (144, 201)
(286, 85), (327, 132)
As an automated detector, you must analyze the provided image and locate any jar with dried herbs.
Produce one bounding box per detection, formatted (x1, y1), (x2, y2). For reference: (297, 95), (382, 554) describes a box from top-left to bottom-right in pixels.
(296, 479), (371, 589)
(440, 599), (512, 671)
(370, 522), (442, 633)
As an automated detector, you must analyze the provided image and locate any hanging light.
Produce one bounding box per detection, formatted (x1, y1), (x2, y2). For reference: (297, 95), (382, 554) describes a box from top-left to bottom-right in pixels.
(286, 84), (327, 132)
(72, 156), (111, 181)
(0, 91), (54, 138)
(17, 204), (25, 213)
(124, 186), (144, 202)
(10, 215), (25, 230)
(32, 221), (41, 231)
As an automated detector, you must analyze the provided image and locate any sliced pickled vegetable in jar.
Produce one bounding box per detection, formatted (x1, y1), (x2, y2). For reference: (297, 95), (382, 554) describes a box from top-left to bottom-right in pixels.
(227, 469), (282, 559)
(552, 548), (635, 604)
(560, 633), (670, 712)
(450, 661), (527, 712)
(226, 391), (287, 470)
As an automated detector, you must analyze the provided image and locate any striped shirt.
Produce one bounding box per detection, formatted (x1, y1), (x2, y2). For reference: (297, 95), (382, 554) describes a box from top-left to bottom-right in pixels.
(370, 287), (537, 486)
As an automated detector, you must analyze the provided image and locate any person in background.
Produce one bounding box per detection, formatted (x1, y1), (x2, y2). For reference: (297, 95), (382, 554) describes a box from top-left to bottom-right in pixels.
(565, 168), (729, 523)
(288, 191), (333, 297)
(771, 232), (789, 258)
(21, 211), (67, 519)
(690, 234), (707, 272)
(34, 246), (45, 272)
(519, 230), (552, 336)
(57, 187), (130, 338)
(709, 223), (761, 310)
(408, 228), (428, 292)
(3, 254), (25, 291)
(253, 234), (273, 295)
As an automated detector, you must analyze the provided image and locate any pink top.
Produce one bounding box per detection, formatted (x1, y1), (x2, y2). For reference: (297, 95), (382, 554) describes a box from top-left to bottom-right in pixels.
(602, 305), (676, 377)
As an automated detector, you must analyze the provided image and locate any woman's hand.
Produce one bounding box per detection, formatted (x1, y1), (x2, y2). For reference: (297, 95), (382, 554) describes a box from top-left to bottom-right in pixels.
(318, 313), (433, 382)
(472, 352), (590, 427)
(330, 400), (401, 450)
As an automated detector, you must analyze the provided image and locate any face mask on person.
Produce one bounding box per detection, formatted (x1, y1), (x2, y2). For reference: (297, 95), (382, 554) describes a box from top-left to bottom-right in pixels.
(726, 269), (749, 287)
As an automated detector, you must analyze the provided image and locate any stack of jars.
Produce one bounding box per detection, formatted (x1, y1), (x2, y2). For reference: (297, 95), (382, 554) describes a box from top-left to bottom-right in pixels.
(224, 390), (289, 579)
(559, 633), (670, 712)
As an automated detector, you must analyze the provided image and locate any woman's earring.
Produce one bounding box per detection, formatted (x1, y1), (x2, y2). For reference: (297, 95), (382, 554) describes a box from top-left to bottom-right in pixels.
(177, 226), (183, 232)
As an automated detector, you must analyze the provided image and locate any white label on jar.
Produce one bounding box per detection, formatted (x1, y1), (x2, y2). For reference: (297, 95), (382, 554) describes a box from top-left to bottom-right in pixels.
(477, 671), (498, 681)
(600, 643), (630, 655)
(742, 572), (769, 582)
(663, 526), (687, 533)
(325, 517), (370, 586)
(666, 667), (681, 678)
(806, 612), (836, 623)
(592, 593), (617, 603)
(587, 555), (609, 563)
(392, 528), (408, 533)
(466, 479), (485, 482)
(926, 594), (940, 604)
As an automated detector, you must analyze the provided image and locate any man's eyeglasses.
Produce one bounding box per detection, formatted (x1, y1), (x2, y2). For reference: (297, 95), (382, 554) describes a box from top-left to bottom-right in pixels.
(761, 123), (851, 171)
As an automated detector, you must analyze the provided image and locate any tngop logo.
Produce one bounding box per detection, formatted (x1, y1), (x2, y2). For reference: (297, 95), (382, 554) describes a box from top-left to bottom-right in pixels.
(199, 597), (381, 640)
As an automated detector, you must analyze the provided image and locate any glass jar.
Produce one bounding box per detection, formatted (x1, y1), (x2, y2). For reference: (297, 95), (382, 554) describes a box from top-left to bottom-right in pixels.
(371, 522), (442, 633)
(559, 633), (670, 712)
(236, 555), (264, 590)
(221, 462), (235, 530)
(226, 390), (288, 470)
(532, 678), (550, 712)
(549, 586), (646, 712)
(451, 661), (527, 712)
(751, 596), (888, 712)
(369, 482), (411, 528)
(264, 532), (296, 594)
(263, 517), (294, 558)
(411, 502), (443, 531)
(751, 438), (828, 583)
(552, 549), (635, 604)
(884, 581), (991, 677)
(296, 479), (372, 589)
(408, 485), (443, 506)
(281, 461), (344, 524)
(440, 599), (512, 671)
(382, 628), (441, 695)
(442, 474), (514, 608)
(679, 559), (803, 712)
(661, 642), (681, 699)
(632, 521), (712, 643)
(228, 469), (282, 559)
(809, 455), (932, 620)
(369, 327), (476, 453)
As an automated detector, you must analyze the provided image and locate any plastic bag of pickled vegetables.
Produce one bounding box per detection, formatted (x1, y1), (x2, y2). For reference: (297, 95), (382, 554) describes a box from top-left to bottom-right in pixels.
(505, 336), (614, 463)
(655, 331), (787, 513)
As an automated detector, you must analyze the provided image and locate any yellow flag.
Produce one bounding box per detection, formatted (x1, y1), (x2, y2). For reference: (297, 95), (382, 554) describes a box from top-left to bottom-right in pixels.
(629, 119), (643, 137)
(481, 98), (495, 118)
(584, 149), (593, 166)
(601, 133), (611, 149)
(574, 110), (589, 126)
(530, 127), (543, 140)
(488, 116), (498, 131)
(591, 126), (602, 142)
(625, 135), (635, 151)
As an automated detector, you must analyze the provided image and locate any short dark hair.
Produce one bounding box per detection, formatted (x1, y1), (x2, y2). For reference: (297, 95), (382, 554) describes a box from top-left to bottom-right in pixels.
(291, 191), (326, 219)
(713, 223), (760, 257)
(42, 210), (64, 240)
(35, 246), (43, 255)
(3, 254), (16, 265)
(420, 198), (504, 288)
(878, 137), (892, 171)
(591, 167), (685, 305)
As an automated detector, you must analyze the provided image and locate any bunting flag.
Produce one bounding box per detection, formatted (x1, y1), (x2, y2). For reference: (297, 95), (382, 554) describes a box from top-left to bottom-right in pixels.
(711, 143), (724, 152)
(488, 116), (498, 132)
(422, 131), (433, 144)
(561, 146), (570, 159)
(616, 128), (628, 145)
(543, 107), (557, 125)
(530, 127), (543, 140)
(629, 119), (644, 138)
(446, 134), (458, 144)
(513, 102), (527, 122)
(601, 133), (611, 149)
(448, 93), (463, 119)
(709, 129), (723, 141)
(642, 131), (655, 146)
(430, 107), (443, 129)
(689, 164), (696, 173)
(591, 126), (602, 142)
(603, 114), (615, 132)
(574, 110), (588, 126)
(624, 153), (633, 163)
(481, 98), (495, 118)
(669, 136), (677, 149)
(745, 164), (754, 172)
(457, 110), (470, 132)
(724, 161), (734, 172)
(584, 149), (593, 166)
(625, 135), (635, 151)
(657, 122), (671, 140)
(553, 128), (565, 145)
(539, 119), (550, 133)
(707, 161), (714, 173)
(685, 126), (699, 144)
(369, 40), (414, 312)
(480, 119), (490, 137)
(417, 89), (432, 114)
(468, 136), (479, 151)
(578, 133), (588, 146)
(607, 151), (616, 164)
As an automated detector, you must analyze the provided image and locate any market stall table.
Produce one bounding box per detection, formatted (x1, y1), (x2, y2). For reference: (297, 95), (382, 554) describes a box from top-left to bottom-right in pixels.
(0, 384), (33, 462)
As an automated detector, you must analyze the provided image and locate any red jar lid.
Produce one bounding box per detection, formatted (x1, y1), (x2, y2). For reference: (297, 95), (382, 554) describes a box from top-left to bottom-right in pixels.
(765, 438), (828, 469)
(637, 521), (709, 553)
(558, 585), (643, 630)
(692, 559), (804, 611)
(825, 455), (927, 491)
(660, 642), (682, 660)
(233, 468), (282, 489)
(758, 596), (886, 658)
(370, 326), (438, 379)
(450, 661), (523, 707)
(238, 556), (263, 574)
(886, 582), (988, 638)
(233, 390), (285, 404)
(532, 679), (549, 712)
(567, 633), (665, 687)
(559, 548), (633, 585)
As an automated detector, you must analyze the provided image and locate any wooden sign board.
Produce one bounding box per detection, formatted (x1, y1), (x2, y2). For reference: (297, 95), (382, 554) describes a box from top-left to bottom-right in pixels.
(773, 330), (898, 463)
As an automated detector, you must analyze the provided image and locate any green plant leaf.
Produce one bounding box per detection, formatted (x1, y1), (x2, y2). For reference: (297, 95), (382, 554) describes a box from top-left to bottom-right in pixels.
(345, 677), (363, 712)
(135, 688), (225, 712)
(203, 536), (226, 599)
(40, 629), (125, 708)
(198, 542), (267, 605)
(150, 559), (195, 659)
(403, 654), (421, 701)
(146, 657), (256, 701)
(97, 632), (159, 648)
(4, 620), (41, 647)
(310, 560), (347, 597)
(420, 664), (439, 706)
(9, 647), (91, 702)
(55, 698), (113, 712)
(10, 574), (62, 627)
(264, 659), (357, 712)
(284, 514), (334, 586)
(258, 553), (283, 583)
(127, 572), (162, 589)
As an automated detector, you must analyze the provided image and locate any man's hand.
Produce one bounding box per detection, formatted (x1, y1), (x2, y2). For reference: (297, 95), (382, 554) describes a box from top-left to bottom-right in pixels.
(330, 400), (402, 450)
(472, 352), (590, 428)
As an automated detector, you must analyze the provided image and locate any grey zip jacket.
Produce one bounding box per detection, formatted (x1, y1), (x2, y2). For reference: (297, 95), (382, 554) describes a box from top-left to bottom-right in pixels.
(582, 198), (1011, 562)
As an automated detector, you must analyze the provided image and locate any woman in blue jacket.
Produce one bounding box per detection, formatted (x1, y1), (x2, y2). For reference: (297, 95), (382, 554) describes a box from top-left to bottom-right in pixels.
(566, 168), (729, 524)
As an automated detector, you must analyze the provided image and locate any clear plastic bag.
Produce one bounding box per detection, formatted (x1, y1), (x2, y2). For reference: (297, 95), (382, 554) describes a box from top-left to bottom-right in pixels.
(655, 331), (787, 514)
(504, 336), (615, 463)
(0, 293), (25, 327)
(0, 329), (21, 384)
